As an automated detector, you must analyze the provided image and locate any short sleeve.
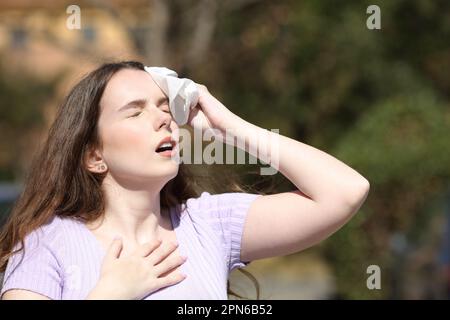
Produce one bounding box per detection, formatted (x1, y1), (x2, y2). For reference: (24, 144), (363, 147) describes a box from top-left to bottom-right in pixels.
(192, 191), (262, 274)
(0, 228), (63, 300)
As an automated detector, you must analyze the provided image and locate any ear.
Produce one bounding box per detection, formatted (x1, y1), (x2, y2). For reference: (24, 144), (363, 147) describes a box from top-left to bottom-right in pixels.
(84, 145), (107, 173)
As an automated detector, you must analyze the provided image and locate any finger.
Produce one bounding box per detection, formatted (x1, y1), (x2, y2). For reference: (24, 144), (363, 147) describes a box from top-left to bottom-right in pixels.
(147, 241), (179, 265)
(154, 272), (187, 289)
(136, 239), (162, 257)
(104, 236), (123, 264)
(154, 253), (187, 277)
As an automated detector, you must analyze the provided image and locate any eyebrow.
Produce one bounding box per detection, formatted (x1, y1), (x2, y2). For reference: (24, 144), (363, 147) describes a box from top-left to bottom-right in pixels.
(117, 96), (169, 113)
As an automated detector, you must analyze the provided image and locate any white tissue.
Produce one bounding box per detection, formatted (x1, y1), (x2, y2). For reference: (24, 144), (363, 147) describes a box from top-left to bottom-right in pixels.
(144, 66), (199, 126)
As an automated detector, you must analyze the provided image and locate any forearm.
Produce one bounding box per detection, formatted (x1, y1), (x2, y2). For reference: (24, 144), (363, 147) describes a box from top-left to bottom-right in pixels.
(226, 116), (370, 206)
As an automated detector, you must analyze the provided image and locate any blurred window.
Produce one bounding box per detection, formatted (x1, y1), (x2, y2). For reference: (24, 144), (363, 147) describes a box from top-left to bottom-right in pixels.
(82, 26), (96, 43)
(11, 28), (27, 49)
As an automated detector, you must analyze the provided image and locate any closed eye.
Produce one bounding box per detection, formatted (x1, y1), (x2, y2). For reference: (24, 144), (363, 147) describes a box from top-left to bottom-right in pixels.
(160, 105), (171, 114)
(128, 103), (170, 118)
(130, 111), (142, 117)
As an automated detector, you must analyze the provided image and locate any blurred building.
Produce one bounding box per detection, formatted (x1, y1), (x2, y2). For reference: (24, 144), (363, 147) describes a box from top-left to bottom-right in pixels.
(0, 0), (150, 172)
(0, 0), (147, 88)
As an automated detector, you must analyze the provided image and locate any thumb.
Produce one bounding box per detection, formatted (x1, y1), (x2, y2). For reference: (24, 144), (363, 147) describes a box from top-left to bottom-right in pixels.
(104, 236), (123, 264)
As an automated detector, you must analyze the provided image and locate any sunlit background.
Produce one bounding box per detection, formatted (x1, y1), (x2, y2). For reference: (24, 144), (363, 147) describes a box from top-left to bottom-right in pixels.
(0, 0), (449, 299)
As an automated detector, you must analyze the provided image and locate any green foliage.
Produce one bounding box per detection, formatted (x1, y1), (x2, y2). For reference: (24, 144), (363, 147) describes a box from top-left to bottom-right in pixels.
(0, 62), (58, 181)
(335, 92), (450, 185)
(209, 0), (450, 298)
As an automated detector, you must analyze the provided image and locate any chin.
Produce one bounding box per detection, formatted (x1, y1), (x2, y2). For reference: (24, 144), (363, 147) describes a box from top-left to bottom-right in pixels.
(159, 163), (179, 179)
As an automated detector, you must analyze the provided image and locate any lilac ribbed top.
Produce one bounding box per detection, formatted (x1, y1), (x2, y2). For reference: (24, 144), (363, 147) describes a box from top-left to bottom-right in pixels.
(0, 191), (261, 300)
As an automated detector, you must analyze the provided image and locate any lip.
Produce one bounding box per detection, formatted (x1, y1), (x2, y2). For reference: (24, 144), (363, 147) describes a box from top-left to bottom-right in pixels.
(156, 149), (176, 158)
(155, 135), (177, 152)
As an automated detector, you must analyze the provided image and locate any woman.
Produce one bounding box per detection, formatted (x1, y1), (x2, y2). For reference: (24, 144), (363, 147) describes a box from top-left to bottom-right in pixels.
(0, 61), (369, 300)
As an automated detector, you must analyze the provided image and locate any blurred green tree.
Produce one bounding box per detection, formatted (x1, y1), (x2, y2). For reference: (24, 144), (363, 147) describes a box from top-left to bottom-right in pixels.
(0, 59), (59, 181)
(204, 0), (450, 298)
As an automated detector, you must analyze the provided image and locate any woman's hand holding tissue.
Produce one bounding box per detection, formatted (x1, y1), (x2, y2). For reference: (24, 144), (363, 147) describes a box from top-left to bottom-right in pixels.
(186, 84), (242, 142)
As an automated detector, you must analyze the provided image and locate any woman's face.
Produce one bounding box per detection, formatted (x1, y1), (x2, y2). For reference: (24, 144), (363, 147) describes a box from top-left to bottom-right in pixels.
(96, 68), (179, 187)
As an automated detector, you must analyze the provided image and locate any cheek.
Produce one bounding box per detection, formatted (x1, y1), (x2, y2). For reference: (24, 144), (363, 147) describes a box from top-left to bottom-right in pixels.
(102, 122), (151, 161)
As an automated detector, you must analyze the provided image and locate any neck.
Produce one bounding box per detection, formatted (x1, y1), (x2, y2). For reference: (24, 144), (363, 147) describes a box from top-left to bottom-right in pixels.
(91, 176), (169, 245)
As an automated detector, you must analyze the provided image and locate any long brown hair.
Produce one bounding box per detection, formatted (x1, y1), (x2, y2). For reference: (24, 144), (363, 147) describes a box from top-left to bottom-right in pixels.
(0, 61), (262, 299)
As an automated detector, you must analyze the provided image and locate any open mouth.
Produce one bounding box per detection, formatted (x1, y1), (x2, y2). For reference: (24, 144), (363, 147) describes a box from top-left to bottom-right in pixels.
(155, 145), (173, 153)
(155, 141), (176, 153)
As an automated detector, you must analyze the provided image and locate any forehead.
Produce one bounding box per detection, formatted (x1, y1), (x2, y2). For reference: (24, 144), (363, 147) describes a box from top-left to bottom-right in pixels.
(100, 68), (166, 113)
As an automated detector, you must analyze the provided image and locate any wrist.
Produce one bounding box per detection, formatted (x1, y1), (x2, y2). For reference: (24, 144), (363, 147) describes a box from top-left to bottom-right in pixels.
(86, 279), (125, 300)
(220, 113), (247, 134)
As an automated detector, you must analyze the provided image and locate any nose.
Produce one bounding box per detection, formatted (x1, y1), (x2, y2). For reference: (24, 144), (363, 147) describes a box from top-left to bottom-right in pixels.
(155, 108), (172, 131)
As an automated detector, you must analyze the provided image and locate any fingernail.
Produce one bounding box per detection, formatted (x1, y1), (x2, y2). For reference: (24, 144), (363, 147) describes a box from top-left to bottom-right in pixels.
(181, 255), (188, 261)
(113, 235), (122, 241)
